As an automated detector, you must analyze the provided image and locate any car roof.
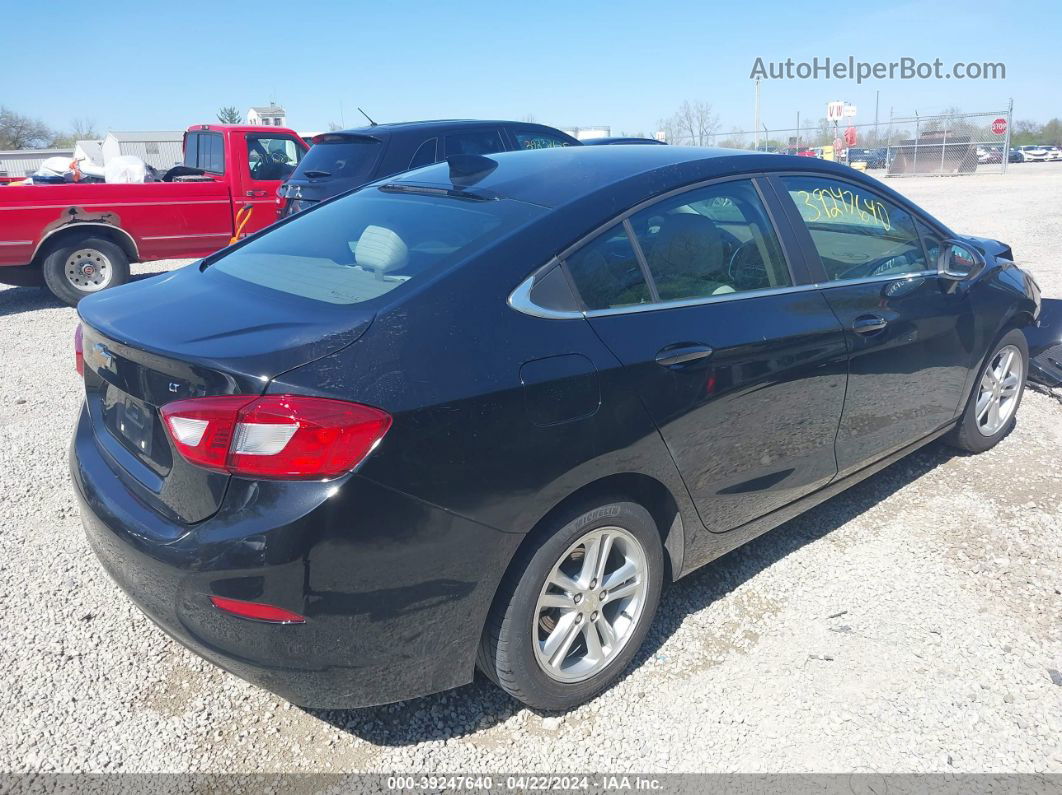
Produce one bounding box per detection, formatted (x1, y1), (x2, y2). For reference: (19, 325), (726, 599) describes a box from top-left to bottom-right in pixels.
(329, 119), (555, 137)
(386, 145), (896, 210)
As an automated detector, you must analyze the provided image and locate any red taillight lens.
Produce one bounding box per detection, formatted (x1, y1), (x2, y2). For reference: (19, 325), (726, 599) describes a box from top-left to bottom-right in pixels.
(160, 395), (391, 479)
(209, 595), (305, 624)
(74, 323), (84, 376)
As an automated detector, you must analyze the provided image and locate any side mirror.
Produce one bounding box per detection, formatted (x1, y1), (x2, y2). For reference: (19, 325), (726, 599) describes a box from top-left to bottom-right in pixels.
(938, 240), (986, 281)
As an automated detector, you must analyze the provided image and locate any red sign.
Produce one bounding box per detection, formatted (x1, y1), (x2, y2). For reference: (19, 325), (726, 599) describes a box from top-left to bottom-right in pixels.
(844, 126), (857, 147)
(991, 118), (1007, 136)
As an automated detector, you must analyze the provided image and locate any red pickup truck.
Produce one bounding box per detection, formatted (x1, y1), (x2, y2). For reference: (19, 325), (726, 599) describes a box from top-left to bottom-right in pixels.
(0, 124), (308, 305)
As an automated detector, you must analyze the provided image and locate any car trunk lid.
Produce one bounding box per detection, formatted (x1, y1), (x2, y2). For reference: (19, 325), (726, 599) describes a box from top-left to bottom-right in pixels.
(77, 265), (373, 523)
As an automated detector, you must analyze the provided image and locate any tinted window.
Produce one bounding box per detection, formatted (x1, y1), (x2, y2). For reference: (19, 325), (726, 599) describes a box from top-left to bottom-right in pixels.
(512, 128), (573, 150)
(444, 129), (505, 157)
(291, 137), (381, 182)
(246, 135), (303, 181)
(628, 180), (790, 300)
(183, 131), (224, 173)
(211, 189), (544, 305)
(781, 175), (930, 281)
(565, 225), (651, 310)
(409, 138), (438, 169)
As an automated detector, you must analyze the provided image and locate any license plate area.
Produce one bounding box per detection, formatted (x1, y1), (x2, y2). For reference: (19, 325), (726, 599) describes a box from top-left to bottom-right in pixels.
(104, 389), (155, 458)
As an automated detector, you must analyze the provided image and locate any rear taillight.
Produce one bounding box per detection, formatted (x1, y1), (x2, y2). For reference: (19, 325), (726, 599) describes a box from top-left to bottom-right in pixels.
(74, 323), (84, 376)
(160, 395), (391, 479)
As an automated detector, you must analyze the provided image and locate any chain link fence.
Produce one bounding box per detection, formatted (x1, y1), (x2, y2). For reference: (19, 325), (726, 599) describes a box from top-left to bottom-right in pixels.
(884, 109), (1011, 176)
(704, 107), (1013, 177)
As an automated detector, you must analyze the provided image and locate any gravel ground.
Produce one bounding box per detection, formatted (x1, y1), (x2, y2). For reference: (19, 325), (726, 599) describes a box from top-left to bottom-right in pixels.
(1, 163), (1060, 775)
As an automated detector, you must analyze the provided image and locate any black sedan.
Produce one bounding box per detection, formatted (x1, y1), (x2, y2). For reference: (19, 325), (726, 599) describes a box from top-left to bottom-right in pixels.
(72, 145), (1040, 711)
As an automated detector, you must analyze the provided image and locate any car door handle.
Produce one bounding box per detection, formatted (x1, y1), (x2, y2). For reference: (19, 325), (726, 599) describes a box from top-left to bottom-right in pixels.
(245, 189), (267, 197)
(655, 344), (714, 367)
(851, 314), (888, 334)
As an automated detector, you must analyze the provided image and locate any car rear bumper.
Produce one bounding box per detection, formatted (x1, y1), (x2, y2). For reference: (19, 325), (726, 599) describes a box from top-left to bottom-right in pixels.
(71, 403), (522, 708)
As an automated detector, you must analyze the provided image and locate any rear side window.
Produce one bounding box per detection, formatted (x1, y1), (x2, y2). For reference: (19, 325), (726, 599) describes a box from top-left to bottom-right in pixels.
(211, 189), (545, 305)
(628, 180), (791, 299)
(184, 131), (224, 173)
(291, 136), (381, 182)
(409, 138), (438, 169)
(444, 129), (505, 157)
(511, 128), (574, 150)
(565, 225), (651, 310)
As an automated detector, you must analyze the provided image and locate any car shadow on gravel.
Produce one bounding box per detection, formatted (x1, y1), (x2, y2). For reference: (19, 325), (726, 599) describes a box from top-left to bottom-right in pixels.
(0, 271), (174, 318)
(308, 441), (956, 746)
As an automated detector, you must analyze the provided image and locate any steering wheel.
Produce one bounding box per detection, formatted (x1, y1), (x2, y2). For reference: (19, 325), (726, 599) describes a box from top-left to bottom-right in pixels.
(727, 240), (768, 290)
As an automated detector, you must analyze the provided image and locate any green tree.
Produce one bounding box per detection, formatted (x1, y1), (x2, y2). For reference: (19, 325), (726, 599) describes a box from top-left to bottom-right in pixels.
(217, 106), (242, 124)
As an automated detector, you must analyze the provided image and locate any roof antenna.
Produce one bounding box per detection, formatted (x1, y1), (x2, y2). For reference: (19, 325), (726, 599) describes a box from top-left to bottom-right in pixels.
(357, 107), (378, 127)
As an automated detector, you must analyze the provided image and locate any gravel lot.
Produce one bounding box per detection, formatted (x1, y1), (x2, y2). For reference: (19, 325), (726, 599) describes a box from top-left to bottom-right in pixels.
(1, 163), (1060, 775)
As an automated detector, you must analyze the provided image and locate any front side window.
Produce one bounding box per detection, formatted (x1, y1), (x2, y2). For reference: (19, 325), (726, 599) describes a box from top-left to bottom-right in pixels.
(780, 175), (931, 281)
(211, 189), (545, 305)
(628, 180), (791, 300)
(246, 135), (303, 181)
(565, 225), (651, 310)
(444, 129), (506, 157)
(512, 128), (573, 150)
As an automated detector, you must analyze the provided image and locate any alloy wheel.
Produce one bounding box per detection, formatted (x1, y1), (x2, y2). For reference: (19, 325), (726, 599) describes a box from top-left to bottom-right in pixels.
(975, 344), (1023, 436)
(532, 526), (649, 683)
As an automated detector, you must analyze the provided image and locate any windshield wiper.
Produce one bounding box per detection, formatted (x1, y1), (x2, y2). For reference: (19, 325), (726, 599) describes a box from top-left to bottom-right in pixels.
(302, 169), (331, 178)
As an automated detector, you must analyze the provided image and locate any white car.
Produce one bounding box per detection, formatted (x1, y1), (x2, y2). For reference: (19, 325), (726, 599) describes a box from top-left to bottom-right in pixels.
(1045, 146), (1062, 161)
(1018, 145), (1052, 162)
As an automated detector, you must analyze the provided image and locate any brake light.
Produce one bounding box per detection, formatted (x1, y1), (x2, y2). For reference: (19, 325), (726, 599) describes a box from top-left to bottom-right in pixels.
(160, 395), (391, 479)
(210, 596), (305, 624)
(74, 323), (84, 376)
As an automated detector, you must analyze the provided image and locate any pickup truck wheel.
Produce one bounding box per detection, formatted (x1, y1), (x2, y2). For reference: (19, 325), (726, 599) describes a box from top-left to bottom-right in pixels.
(42, 237), (130, 306)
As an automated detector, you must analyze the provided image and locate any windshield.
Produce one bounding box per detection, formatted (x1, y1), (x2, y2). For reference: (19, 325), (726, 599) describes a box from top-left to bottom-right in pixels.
(290, 138), (381, 181)
(210, 188), (546, 305)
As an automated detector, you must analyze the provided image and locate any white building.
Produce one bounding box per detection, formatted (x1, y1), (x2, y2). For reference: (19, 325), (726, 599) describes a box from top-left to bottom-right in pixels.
(560, 125), (611, 141)
(0, 148), (74, 177)
(101, 131), (183, 170)
(247, 105), (287, 127)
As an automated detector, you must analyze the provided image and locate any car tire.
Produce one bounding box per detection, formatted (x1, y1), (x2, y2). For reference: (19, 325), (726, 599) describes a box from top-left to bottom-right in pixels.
(478, 499), (664, 711)
(948, 328), (1028, 454)
(42, 237), (130, 306)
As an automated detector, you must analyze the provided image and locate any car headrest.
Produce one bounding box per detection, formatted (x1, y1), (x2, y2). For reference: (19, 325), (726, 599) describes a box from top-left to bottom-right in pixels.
(355, 225), (408, 275)
(647, 213), (725, 279)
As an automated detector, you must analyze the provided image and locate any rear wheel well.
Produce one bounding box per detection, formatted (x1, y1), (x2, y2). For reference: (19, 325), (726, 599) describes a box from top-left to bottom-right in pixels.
(34, 225), (138, 267)
(509, 473), (683, 589)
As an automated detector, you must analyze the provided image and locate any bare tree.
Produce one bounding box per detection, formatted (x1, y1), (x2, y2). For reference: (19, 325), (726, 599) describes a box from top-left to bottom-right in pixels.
(0, 106), (53, 149)
(70, 118), (99, 139)
(657, 101), (719, 146)
(328, 121), (343, 131)
(520, 113), (536, 123)
(217, 106), (243, 124)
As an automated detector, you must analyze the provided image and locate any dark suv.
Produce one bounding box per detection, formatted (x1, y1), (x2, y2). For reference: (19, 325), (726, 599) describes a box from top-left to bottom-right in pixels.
(277, 119), (580, 216)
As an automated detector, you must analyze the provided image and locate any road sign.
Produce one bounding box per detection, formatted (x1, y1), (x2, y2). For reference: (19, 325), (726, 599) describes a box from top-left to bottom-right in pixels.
(827, 101), (845, 121)
(843, 105), (858, 117)
(991, 118), (1007, 136)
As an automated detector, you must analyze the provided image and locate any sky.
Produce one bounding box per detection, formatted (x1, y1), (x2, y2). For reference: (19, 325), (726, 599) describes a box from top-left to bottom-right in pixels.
(4, 0), (1060, 137)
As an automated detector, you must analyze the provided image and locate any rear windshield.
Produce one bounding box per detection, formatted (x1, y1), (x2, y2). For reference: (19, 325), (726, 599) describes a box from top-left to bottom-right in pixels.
(291, 138), (381, 182)
(210, 188), (545, 305)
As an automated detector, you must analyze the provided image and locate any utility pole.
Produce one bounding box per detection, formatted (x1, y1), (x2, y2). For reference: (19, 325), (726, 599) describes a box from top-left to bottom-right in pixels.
(753, 78), (761, 150)
(874, 90), (880, 145)
(796, 111), (800, 146)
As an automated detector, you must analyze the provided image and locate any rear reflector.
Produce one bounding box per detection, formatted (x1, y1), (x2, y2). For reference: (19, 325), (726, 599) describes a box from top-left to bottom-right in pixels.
(74, 323), (84, 376)
(209, 596), (305, 624)
(160, 394), (391, 479)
